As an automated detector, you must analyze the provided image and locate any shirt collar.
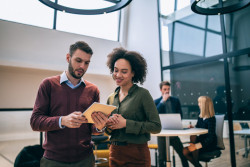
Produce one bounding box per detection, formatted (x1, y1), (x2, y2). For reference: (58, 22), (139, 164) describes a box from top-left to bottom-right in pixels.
(114, 84), (138, 97)
(60, 71), (85, 86)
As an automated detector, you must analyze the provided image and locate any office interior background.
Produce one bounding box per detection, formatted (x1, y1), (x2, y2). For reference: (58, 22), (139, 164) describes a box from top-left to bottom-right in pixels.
(0, 0), (249, 167)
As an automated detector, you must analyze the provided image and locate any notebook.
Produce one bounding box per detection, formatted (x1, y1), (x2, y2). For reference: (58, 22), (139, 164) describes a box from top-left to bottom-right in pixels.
(159, 113), (183, 130)
(82, 102), (116, 123)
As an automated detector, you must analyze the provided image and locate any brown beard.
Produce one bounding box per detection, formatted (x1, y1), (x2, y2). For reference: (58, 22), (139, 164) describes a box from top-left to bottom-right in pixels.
(68, 59), (84, 79)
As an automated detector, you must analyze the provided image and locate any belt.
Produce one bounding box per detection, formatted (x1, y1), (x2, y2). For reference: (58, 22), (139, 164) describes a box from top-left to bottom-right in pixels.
(111, 141), (128, 146)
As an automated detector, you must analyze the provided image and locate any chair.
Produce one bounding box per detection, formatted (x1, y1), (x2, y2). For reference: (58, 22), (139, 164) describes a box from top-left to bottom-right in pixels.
(149, 142), (179, 167)
(199, 114), (225, 167)
(92, 135), (110, 167)
(93, 149), (110, 167)
(235, 122), (250, 158)
(14, 145), (44, 167)
(14, 132), (44, 167)
(148, 144), (158, 167)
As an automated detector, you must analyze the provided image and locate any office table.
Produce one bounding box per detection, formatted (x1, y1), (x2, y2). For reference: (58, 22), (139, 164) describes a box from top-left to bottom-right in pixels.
(234, 129), (250, 158)
(151, 128), (208, 167)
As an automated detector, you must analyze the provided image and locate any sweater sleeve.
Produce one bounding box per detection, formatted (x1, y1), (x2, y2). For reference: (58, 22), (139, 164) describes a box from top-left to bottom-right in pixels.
(30, 79), (61, 132)
(155, 99), (166, 114)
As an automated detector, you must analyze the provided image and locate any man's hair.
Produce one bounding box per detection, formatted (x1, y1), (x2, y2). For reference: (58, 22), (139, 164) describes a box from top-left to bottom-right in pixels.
(159, 81), (171, 89)
(69, 41), (93, 57)
(106, 47), (147, 85)
(198, 96), (215, 118)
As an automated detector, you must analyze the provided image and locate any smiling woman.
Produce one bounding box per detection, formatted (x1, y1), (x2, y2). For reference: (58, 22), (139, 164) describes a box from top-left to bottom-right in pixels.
(105, 47), (161, 167)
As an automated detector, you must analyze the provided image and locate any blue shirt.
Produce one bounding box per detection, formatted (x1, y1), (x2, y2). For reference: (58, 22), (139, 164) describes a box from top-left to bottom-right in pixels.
(60, 71), (85, 89)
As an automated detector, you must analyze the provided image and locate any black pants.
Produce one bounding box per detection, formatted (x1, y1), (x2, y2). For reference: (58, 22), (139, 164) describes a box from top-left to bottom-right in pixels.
(157, 136), (189, 167)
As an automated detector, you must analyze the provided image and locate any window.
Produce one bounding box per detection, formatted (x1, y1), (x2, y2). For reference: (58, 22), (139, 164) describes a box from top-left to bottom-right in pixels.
(159, 0), (175, 16)
(0, 0), (54, 29)
(56, 11), (119, 41)
(0, 0), (120, 41)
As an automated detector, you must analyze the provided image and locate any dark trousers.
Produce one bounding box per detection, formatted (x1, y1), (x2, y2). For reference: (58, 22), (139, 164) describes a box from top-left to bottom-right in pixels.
(40, 154), (95, 167)
(157, 136), (189, 167)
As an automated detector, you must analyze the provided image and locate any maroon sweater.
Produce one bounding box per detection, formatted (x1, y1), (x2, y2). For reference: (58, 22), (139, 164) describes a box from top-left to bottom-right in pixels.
(30, 75), (99, 162)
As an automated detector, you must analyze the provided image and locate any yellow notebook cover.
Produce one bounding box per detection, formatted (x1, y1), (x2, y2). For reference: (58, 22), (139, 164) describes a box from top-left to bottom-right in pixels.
(82, 102), (116, 123)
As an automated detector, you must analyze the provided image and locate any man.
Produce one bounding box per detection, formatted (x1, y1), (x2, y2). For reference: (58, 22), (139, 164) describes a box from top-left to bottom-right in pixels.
(154, 81), (189, 167)
(30, 41), (108, 167)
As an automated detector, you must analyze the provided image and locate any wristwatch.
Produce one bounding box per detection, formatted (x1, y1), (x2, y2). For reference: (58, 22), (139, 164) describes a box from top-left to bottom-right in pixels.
(96, 127), (106, 133)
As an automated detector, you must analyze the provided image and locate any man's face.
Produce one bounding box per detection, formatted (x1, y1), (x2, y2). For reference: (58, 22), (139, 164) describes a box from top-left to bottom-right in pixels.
(66, 49), (91, 79)
(160, 85), (170, 96)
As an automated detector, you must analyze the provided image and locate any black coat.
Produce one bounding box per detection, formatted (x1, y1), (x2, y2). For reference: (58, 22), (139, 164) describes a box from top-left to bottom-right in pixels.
(196, 116), (217, 151)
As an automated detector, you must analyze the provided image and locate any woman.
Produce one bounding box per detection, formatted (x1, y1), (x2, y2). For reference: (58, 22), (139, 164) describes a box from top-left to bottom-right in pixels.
(183, 96), (217, 167)
(105, 47), (161, 167)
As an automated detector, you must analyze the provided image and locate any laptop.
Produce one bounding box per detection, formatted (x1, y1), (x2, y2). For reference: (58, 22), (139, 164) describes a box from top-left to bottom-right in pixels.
(159, 113), (183, 130)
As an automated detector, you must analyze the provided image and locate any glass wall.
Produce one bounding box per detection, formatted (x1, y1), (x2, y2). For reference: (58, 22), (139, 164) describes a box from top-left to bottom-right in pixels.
(229, 54), (250, 120)
(165, 60), (225, 119)
(159, 1), (250, 166)
(159, 1), (250, 121)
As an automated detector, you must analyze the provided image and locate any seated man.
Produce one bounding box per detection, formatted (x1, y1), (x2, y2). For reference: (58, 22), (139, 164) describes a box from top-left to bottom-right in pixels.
(154, 81), (189, 167)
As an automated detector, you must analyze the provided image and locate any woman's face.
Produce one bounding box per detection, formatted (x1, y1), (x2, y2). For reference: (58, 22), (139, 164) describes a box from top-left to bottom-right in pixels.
(113, 58), (134, 87)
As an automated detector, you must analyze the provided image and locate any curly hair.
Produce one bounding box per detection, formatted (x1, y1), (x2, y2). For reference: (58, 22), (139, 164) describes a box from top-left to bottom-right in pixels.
(106, 47), (147, 85)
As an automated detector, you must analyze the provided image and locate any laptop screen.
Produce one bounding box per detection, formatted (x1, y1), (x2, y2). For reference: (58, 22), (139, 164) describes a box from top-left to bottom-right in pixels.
(159, 113), (183, 130)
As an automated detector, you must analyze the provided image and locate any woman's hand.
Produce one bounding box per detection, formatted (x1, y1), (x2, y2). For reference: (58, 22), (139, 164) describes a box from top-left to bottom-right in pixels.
(107, 114), (126, 130)
(91, 112), (108, 130)
(107, 114), (119, 125)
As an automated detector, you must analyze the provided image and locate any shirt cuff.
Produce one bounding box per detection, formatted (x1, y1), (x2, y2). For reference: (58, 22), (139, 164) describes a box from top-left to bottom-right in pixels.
(59, 117), (65, 129)
(195, 143), (202, 149)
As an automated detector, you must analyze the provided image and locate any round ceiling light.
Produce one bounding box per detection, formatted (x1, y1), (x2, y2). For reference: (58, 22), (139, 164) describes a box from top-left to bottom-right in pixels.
(39, 0), (132, 15)
(191, 0), (250, 15)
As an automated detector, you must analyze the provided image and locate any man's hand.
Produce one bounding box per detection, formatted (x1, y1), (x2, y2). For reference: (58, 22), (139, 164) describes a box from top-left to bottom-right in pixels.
(107, 114), (126, 130)
(61, 111), (88, 128)
(187, 124), (194, 128)
(91, 112), (108, 131)
(162, 93), (170, 102)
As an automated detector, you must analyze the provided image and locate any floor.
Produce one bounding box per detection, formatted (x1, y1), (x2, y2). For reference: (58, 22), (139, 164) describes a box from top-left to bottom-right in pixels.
(172, 136), (250, 167)
(0, 137), (249, 167)
(0, 138), (40, 167)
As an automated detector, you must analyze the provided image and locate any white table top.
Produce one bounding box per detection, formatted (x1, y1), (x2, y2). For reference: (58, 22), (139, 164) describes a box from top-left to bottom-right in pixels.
(151, 128), (208, 137)
(234, 129), (250, 135)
